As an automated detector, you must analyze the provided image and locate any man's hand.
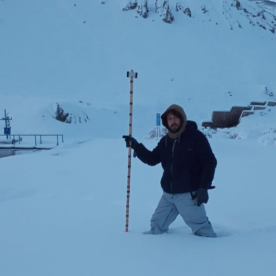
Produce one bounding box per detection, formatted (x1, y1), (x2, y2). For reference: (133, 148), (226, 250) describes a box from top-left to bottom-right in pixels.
(122, 135), (139, 151)
(196, 188), (209, 206)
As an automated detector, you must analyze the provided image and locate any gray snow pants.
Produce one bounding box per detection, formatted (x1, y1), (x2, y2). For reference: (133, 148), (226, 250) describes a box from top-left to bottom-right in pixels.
(148, 192), (216, 237)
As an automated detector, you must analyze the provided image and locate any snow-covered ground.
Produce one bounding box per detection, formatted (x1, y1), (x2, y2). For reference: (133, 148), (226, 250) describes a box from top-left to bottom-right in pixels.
(1, 137), (276, 276)
(0, 0), (276, 275)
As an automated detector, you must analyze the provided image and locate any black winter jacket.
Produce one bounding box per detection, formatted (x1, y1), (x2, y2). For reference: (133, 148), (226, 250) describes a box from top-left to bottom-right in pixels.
(135, 121), (217, 194)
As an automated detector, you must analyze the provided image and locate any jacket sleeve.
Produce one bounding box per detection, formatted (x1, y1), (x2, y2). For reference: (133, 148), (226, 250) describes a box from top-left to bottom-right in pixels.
(194, 131), (217, 189)
(135, 142), (161, 166)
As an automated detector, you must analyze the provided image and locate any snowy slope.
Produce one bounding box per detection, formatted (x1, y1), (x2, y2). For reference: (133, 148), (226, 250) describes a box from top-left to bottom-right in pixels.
(0, 0), (276, 138)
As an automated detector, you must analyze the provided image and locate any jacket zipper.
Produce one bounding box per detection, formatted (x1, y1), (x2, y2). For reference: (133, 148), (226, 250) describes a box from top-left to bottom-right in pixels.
(170, 140), (177, 192)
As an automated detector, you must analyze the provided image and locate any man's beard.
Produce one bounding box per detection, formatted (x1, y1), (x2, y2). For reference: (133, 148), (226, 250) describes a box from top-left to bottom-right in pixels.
(168, 124), (181, 133)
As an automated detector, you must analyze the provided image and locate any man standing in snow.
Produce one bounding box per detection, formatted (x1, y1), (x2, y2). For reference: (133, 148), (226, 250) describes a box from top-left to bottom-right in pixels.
(123, 104), (217, 237)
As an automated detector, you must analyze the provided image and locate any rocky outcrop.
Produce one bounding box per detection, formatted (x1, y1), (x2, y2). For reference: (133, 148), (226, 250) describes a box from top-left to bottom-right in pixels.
(122, 0), (276, 33)
(53, 103), (90, 124)
(54, 104), (71, 124)
(158, 1), (174, 23)
(137, 0), (149, 18)
(123, 1), (138, 11)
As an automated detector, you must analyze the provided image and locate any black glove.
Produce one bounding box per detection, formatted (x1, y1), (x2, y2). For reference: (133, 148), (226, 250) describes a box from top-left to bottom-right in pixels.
(122, 135), (139, 151)
(196, 188), (209, 206)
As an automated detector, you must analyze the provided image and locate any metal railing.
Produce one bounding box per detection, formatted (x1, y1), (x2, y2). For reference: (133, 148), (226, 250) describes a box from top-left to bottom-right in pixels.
(0, 134), (64, 146)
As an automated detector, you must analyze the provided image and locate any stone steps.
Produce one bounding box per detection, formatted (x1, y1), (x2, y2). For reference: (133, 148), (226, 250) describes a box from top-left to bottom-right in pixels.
(202, 101), (276, 129)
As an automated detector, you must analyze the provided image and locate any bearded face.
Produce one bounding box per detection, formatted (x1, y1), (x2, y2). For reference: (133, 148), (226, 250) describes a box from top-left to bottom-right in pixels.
(166, 112), (182, 133)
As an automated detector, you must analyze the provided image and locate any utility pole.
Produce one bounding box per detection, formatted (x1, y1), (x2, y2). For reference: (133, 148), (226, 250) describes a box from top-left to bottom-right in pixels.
(1, 109), (12, 139)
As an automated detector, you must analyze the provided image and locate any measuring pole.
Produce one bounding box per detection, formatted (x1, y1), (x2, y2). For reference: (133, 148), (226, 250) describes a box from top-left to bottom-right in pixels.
(125, 69), (138, 232)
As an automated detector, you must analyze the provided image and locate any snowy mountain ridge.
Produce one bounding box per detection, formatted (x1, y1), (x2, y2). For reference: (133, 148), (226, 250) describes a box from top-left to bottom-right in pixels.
(123, 0), (276, 33)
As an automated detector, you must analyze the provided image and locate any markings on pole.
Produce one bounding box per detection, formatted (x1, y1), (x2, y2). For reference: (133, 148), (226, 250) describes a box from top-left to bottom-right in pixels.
(125, 69), (138, 233)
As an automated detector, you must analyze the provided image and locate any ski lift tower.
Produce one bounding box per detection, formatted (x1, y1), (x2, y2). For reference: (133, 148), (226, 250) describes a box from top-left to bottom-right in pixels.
(1, 109), (12, 139)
